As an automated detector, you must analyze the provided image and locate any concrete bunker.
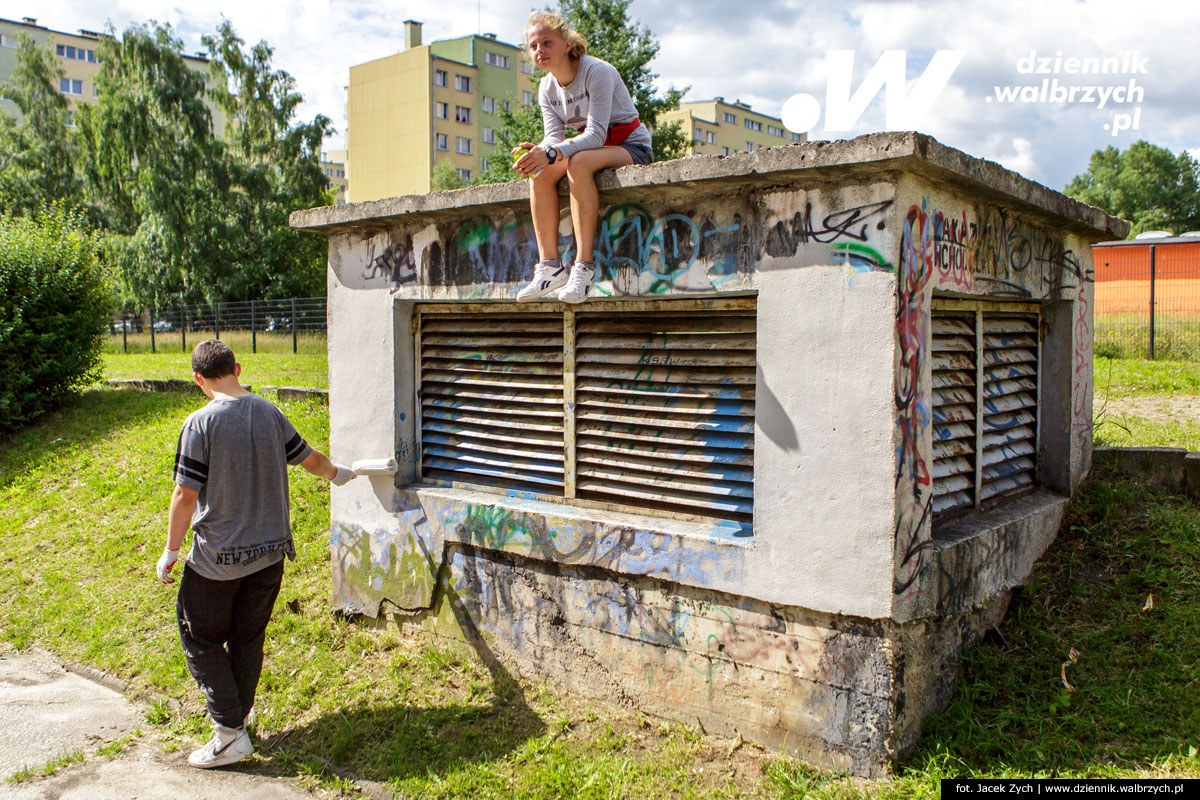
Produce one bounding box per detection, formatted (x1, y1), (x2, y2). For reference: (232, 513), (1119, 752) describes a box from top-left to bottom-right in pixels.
(291, 132), (1127, 776)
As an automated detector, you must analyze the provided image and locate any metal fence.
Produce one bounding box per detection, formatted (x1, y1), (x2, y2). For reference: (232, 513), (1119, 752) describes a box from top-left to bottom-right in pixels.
(1093, 240), (1200, 360)
(107, 297), (327, 354)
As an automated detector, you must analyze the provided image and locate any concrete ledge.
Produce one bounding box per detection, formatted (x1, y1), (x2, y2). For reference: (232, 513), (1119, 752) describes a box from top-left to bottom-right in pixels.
(1093, 446), (1198, 496)
(906, 490), (1069, 620)
(290, 132), (1127, 239)
(103, 379), (251, 394)
(275, 386), (329, 403)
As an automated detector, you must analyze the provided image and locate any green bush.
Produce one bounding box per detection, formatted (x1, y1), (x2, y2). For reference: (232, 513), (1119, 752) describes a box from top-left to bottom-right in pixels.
(0, 209), (110, 435)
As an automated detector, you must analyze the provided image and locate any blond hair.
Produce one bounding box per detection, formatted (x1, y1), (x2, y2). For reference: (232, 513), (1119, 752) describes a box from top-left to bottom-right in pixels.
(523, 11), (587, 60)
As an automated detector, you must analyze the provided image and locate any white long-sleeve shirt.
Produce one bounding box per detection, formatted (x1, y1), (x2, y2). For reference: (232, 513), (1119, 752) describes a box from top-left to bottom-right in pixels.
(537, 56), (652, 158)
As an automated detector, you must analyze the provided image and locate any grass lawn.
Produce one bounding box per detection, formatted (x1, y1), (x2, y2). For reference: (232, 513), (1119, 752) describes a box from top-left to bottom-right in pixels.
(102, 344), (329, 389)
(0, 358), (1196, 796)
(1094, 356), (1200, 449)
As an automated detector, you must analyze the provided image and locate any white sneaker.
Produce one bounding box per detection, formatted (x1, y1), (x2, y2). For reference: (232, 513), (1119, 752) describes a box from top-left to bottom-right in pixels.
(188, 724), (254, 769)
(557, 262), (595, 304)
(516, 261), (568, 301)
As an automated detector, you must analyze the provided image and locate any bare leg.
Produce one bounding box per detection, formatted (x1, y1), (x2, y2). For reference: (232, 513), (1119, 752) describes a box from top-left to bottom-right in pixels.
(529, 158), (570, 262)
(565, 146), (634, 263)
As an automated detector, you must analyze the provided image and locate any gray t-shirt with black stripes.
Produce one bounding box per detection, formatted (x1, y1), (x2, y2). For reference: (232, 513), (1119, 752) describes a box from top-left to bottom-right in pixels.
(173, 393), (313, 581)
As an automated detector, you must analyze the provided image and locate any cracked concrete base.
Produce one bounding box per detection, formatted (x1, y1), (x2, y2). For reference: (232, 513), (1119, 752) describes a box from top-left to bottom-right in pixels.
(0, 651), (322, 800)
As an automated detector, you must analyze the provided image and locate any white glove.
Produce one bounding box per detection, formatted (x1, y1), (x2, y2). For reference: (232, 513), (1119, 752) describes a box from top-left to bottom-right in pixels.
(331, 465), (357, 486)
(156, 548), (179, 583)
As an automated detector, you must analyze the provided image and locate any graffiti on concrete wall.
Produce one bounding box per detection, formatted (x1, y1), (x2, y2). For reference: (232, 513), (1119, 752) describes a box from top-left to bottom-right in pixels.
(364, 235), (418, 292)
(358, 190), (897, 298)
(928, 204), (1094, 299)
(894, 202), (934, 599)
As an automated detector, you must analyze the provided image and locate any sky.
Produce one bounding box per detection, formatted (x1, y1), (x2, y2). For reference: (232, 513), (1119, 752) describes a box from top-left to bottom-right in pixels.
(7, 0), (1199, 191)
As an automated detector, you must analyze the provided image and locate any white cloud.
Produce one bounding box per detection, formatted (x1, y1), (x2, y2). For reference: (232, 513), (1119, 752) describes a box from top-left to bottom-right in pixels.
(9, 0), (1199, 186)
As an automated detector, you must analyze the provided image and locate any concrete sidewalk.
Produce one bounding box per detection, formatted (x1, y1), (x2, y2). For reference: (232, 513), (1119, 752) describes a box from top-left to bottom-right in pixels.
(0, 650), (330, 799)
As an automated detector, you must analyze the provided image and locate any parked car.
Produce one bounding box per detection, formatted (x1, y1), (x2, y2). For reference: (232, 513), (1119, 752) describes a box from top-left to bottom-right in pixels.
(153, 319), (174, 332)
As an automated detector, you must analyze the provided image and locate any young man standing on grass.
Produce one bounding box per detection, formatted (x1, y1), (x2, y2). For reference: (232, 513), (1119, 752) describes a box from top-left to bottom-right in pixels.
(155, 340), (356, 769)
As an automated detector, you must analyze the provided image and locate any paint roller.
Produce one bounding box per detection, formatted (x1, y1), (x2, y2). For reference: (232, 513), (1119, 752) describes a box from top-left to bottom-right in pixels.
(350, 458), (398, 476)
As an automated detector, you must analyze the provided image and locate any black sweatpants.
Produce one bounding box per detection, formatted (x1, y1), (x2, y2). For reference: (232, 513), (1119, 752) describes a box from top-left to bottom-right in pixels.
(176, 559), (284, 729)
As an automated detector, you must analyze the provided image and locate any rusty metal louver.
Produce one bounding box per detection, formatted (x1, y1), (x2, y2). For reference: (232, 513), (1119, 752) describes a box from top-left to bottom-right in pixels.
(980, 313), (1038, 501)
(931, 312), (977, 514)
(930, 302), (1040, 520)
(418, 312), (566, 494)
(574, 308), (755, 526)
(416, 300), (755, 528)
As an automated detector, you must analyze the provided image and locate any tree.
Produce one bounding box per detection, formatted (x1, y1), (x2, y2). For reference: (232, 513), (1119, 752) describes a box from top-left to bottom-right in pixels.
(76, 22), (222, 309)
(202, 20), (333, 300)
(1065, 141), (1200, 237)
(77, 21), (333, 309)
(431, 157), (467, 191)
(0, 36), (81, 216)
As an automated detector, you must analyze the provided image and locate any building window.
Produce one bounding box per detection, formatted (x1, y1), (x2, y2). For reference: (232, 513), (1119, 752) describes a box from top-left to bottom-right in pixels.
(705, 131), (716, 144)
(0, 34), (15, 48)
(744, 118), (763, 132)
(435, 69), (447, 87)
(767, 125), (783, 137)
(60, 78), (83, 95)
(501, 99), (511, 112)
(482, 96), (495, 113)
(521, 60), (534, 75)
(482, 126), (495, 144)
(791, 132), (803, 142)
(455, 74), (471, 92)
(415, 299), (755, 527)
(722, 146), (730, 156)
(435, 101), (448, 119)
(723, 112), (736, 124)
(66, 110), (76, 128)
(456, 136), (472, 154)
(436, 133), (448, 151)
(745, 141), (754, 152)
(458, 168), (472, 180)
(87, 49), (96, 62)
(694, 127), (703, 143)
(485, 52), (509, 69)
(930, 301), (1041, 518)
(480, 158), (490, 172)
(337, 169), (344, 178)
(521, 90), (533, 106)
(455, 105), (471, 124)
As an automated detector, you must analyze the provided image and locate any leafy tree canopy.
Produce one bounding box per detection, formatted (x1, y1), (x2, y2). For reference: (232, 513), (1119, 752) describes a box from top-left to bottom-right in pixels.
(0, 36), (81, 215)
(1065, 140), (1200, 237)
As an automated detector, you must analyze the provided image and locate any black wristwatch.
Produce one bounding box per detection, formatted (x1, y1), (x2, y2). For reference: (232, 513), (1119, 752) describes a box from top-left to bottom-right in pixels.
(545, 146), (559, 164)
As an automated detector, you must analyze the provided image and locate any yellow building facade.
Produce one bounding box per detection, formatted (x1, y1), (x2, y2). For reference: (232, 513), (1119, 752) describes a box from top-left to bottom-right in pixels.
(659, 98), (805, 157)
(347, 21), (532, 201)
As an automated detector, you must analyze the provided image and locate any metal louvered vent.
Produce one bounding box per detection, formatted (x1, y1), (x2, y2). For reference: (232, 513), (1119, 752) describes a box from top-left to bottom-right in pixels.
(416, 299), (755, 528)
(930, 302), (1040, 520)
(980, 313), (1038, 502)
(418, 312), (565, 495)
(931, 312), (976, 515)
(574, 308), (755, 526)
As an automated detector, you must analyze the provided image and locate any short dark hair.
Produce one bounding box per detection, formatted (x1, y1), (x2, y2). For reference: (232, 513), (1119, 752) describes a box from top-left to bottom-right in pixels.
(192, 340), (237, 378)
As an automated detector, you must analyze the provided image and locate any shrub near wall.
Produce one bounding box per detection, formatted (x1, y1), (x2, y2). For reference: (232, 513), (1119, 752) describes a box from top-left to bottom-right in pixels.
(0, 210), (110, 436)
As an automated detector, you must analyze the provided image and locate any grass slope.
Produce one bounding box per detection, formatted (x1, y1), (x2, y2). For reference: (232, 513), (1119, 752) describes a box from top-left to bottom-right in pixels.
(0, 358), (1197, 796)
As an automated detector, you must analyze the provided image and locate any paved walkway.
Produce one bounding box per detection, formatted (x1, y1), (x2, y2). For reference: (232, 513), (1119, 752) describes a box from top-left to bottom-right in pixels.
(0, 651), (327, 799)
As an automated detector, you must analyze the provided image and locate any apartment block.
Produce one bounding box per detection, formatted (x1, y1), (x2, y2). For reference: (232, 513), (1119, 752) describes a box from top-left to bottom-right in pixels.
(659, 97), (805, 157)
(321, 150), (348, 205)
(0, 16), (218, 131)
(346, 20), (534, 201)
